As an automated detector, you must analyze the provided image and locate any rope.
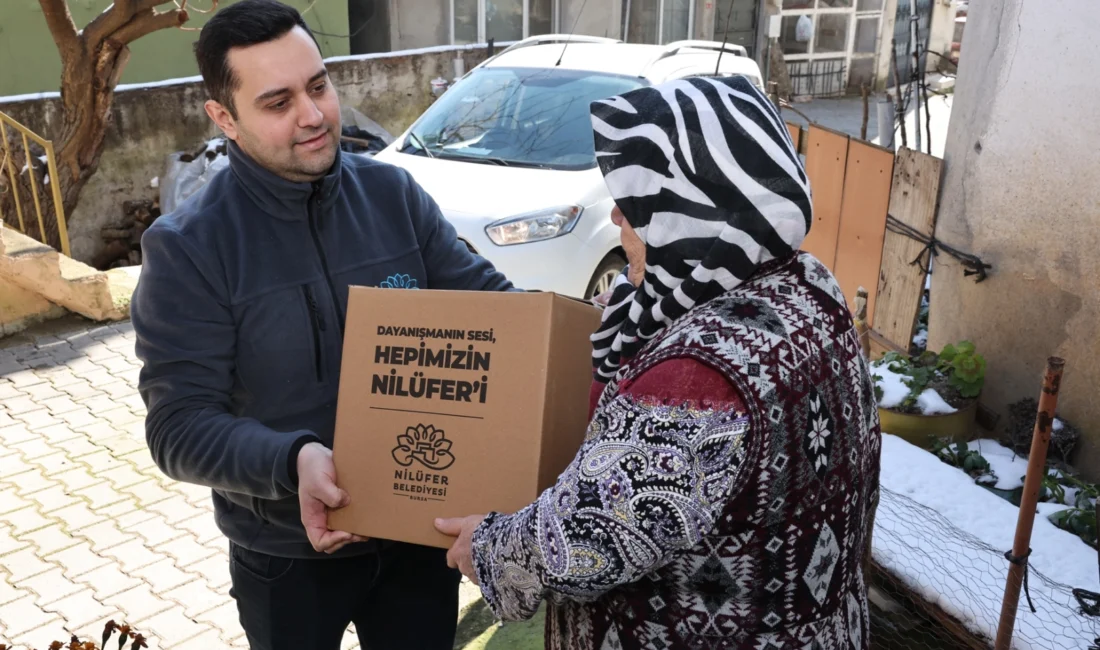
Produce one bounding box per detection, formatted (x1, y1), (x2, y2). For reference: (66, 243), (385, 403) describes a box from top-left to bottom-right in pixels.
(1005, 548), (1038, 614)
(1074, 588), (1100, 617)
(885, 214), (993, 282)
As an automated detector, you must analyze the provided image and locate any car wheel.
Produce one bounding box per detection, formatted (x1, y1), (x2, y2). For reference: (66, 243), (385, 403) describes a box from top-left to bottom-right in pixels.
(584, 253), (628, 300)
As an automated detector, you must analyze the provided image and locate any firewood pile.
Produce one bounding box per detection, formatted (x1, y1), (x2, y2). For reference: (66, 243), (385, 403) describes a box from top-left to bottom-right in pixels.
(93, 198), (161, 270)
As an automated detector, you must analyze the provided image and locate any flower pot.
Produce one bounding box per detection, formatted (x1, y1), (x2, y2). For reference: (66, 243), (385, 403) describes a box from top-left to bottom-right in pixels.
(877, 399), (979, 449)
(979, 483), (1023, 506)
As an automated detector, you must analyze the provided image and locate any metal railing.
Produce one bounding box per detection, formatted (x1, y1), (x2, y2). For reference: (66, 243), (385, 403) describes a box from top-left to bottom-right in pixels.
(0, 110), (71, 256)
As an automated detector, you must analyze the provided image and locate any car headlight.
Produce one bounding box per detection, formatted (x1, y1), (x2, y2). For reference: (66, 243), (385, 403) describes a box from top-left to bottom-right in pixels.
(485, 206), (583, 246)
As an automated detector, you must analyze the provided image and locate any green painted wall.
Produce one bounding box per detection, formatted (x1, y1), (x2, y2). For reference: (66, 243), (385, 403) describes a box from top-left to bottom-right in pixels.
(0, 0), (350, 97)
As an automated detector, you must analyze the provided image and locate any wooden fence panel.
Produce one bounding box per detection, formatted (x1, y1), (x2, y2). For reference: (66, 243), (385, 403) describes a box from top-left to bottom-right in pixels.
(787, 122), (803, 154)
(800, 125), (850, 268)
(832, 140), (895, 323)
(873, 148), (943, 350)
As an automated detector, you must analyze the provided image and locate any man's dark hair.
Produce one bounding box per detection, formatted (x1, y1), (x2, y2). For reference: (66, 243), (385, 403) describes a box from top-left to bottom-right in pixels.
(194, 0), (319, 117)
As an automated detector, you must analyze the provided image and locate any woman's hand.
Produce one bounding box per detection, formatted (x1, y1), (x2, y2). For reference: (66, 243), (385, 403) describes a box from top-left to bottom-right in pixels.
(435, 515), (486, 583)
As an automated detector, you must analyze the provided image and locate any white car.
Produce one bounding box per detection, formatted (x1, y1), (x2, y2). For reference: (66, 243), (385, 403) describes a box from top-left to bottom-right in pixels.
(373, 35), (766, 299)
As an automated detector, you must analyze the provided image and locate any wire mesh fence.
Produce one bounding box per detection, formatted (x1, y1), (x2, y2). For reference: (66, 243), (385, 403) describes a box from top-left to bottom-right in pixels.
(869, 487), (1100, 650)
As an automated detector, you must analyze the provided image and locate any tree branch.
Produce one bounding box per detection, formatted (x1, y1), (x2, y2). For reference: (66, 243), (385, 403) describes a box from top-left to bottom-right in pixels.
(85, 0), (181, 48)
(111, 7), (189, 46)
(138, 0), (178, 12)
(83, 0), (136, 49)
(38, 0), (81, 57)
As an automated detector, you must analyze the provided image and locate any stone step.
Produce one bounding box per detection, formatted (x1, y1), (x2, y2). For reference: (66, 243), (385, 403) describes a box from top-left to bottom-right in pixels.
(0, 227), (131, 327)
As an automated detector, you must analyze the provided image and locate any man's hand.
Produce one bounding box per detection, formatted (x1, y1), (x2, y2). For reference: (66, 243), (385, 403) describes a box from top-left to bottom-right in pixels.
(297, 442), (366, 554)
(435, 515), (486, 584)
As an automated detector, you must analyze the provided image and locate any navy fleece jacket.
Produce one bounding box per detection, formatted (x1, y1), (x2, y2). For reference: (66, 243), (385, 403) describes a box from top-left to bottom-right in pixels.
(130, 141), (515, 558)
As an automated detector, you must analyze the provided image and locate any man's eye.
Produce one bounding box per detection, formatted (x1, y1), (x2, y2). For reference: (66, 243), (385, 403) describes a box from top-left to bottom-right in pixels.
(269, 101), (288, 111)
(311, 82), (327, 94)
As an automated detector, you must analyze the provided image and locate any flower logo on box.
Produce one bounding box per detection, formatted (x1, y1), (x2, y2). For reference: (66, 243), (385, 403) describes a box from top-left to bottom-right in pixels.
(392, 424), (455, 470)
(381, 274), (419, 289)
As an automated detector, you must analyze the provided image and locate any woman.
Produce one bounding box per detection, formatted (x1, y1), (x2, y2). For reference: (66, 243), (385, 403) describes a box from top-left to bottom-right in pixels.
(436, 75), (882, 650)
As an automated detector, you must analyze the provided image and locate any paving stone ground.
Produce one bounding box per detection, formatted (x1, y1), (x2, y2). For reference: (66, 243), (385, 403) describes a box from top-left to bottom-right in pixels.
(0, 317), (489, 649)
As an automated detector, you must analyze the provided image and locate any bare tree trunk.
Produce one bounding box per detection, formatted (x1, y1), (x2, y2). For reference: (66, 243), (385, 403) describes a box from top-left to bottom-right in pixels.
(1, 0), (212, 260)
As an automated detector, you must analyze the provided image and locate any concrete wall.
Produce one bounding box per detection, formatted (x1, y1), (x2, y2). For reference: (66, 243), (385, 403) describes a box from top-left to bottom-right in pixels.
(928, 0), (1100, 476)
(0, 44), (494, 266)
(0, 0), (349, 97)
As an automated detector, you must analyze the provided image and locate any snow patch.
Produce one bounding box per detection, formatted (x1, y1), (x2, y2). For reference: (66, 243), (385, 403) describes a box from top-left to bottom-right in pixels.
(917, 388), (956, 415)
(972, 439), (1028, 490)
(871, 362), (909, 409)
(876, 434), (1100, 649)
(1037, 501), (1075, 518)
(1054, 418), (1064, 432)
(150, 176), (159, 189)
(912, 328), (928, 347)
(324, 40), (514, 65)
(879, 433), (1098, 591)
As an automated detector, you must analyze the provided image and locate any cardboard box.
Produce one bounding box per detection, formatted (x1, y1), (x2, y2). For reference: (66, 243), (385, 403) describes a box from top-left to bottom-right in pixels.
(330, 288), (603, 548)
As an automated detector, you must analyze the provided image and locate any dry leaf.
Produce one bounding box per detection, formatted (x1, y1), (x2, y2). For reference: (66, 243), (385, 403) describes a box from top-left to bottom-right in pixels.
(103, 619), (118, 648)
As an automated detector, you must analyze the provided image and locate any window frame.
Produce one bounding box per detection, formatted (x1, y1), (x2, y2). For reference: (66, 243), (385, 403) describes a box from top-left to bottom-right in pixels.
(451, 0), (560, 44)
(622, 0), (696, 44)
(777, 0), (885, 90)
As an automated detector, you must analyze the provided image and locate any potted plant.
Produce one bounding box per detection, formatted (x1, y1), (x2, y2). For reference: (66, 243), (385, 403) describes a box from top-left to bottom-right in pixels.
(871, 341), (987, 447)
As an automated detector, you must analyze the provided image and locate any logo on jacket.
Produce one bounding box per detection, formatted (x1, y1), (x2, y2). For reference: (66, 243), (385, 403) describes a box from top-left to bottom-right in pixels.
(381, 274), (419, 289)
(392, 424), (455, 470)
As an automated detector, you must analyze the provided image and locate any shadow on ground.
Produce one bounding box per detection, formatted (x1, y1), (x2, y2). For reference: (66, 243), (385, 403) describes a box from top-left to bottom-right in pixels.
(455, 598), (545, 650)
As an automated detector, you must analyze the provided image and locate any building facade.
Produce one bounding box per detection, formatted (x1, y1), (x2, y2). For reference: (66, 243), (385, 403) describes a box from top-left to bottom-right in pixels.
(353, 0), (954, 98)
(0, 0), (955, 102)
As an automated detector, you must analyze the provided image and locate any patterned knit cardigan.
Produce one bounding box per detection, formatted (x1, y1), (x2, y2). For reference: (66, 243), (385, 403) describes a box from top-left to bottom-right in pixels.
(472, 252), (883, 650)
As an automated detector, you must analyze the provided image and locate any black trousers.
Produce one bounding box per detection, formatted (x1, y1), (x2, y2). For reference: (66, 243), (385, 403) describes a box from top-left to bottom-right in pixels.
(228, 540), (462, 650)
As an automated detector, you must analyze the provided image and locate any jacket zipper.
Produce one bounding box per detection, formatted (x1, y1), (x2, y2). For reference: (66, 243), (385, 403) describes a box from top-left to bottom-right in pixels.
(302, 285), (326, 382)
(308, 185), (346, 336)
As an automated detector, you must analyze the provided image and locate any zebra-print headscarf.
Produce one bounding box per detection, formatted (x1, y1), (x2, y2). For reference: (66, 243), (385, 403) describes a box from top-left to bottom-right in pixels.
(589, 75), (812, 383)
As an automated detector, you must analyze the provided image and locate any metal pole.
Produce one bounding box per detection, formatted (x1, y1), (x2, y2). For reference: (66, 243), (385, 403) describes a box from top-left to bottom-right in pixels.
(891, 38), (907, 149)
(994, 357), (1067, 650)
(877, 94), (895, 150)
(911, 12), (921, 154)
(860, 84), (869, 141)
(624, 0), (632, 41)
(763, 37), (772, 87)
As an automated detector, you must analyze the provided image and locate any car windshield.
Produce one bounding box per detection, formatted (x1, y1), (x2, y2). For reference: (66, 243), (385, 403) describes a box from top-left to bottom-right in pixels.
(400, 67), (647, 170)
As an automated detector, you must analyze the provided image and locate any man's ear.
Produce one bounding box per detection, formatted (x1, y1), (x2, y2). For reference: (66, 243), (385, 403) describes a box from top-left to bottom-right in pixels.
(204, 99), (239, 141)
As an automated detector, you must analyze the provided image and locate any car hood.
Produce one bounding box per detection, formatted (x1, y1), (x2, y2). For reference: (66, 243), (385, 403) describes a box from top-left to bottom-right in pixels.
(374, 150), (606, 220)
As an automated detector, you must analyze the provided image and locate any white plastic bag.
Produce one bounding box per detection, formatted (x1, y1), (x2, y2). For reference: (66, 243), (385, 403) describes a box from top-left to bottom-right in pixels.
(795, 15), (813, 43)
(159, 138), (228, 215)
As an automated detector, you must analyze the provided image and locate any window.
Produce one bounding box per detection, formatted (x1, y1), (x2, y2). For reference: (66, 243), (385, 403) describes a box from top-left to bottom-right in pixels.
(624, 0), (695, 44)
(452, 0), (557, 44)
(455, 0), (478, 43)
(777, 0), (886, 97)
(814, 14), (849, 53)
(400, 67), (647, 170)
(854, 16), (879, 53)
(780, 15), (811, 55)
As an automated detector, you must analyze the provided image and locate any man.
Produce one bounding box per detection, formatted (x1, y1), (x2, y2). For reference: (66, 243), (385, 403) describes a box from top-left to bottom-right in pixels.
(130, 1), (515, 648)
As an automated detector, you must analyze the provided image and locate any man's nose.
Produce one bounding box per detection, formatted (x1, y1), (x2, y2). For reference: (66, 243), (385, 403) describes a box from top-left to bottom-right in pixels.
(299, 98), (324, 128)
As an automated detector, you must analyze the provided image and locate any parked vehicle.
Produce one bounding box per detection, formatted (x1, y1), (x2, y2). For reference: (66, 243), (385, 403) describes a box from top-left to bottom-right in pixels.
(373, 35), (767, 299)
